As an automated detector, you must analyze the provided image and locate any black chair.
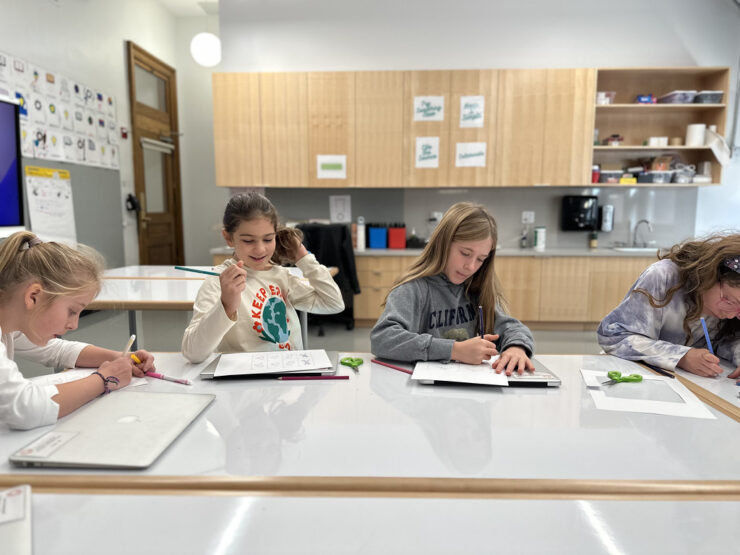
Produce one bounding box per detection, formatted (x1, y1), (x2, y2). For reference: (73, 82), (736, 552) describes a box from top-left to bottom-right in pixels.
(296, 223), (360, 335)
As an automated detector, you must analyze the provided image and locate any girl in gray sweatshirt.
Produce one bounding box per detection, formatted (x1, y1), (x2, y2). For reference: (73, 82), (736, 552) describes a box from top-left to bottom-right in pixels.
(371, 202), (534, 375)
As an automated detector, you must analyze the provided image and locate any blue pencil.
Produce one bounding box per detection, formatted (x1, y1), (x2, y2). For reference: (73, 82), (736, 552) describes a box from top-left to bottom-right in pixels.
(478, 305), (485, 339)
(700, 317), (714, 355)
(174, 266), (220, 277)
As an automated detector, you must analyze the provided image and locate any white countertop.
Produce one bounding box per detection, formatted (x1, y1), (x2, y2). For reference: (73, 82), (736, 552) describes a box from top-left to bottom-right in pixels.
(211, 246), (660, 258)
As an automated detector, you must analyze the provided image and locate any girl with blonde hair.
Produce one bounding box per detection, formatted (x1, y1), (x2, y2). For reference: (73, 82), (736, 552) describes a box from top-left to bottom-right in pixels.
(598, 233), (740, 377)
(371, 202), (534, 374)
(0, 232), (154, 430)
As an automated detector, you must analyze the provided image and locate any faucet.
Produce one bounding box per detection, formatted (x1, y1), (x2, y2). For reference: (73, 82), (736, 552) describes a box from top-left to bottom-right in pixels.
(632, 219), (654, 247)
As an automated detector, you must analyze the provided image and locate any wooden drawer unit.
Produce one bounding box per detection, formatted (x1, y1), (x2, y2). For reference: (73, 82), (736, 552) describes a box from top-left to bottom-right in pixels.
(354, 255), (416, 321)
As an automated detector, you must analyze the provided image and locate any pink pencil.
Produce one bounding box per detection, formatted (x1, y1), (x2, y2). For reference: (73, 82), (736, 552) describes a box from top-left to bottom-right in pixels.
(145, 371), (191, 385)
(371, 359), (413, 375)
(277, 375), (349, 381)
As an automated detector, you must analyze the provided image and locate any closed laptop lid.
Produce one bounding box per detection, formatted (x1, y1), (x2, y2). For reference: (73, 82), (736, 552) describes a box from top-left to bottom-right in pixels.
(9, 391), (214, 469)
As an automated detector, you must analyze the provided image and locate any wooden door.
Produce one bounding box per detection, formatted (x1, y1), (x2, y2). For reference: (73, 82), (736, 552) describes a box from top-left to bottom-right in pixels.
(126, 41), (184, 264)
(355, 71), (406, 187)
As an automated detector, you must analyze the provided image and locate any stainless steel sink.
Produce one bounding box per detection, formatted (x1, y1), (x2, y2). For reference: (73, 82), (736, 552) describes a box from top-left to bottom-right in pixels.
(612, 247), (658, 253)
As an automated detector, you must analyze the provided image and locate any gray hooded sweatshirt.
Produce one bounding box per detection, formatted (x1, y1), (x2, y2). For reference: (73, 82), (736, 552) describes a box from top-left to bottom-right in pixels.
(370, 274), (534, 362)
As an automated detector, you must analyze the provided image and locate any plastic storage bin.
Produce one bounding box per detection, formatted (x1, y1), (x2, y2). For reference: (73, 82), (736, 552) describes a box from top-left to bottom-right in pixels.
(599, 170), (622, 184)
(657, 90), (697, 104)
(367, 226), (388, 249)
(694, 90), (724, 103)
(387, 227), (406, 249)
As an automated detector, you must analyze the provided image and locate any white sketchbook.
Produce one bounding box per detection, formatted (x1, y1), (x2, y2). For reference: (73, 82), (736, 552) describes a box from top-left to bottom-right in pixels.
(214, 349), (333, 378)
(0, 485), (31, 555)
(412, 360), (509, 387)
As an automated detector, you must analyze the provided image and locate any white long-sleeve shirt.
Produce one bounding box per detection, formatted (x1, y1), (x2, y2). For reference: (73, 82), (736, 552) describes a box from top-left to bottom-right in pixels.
(0, 326), (88, 430)
(182, 254), (344, 363)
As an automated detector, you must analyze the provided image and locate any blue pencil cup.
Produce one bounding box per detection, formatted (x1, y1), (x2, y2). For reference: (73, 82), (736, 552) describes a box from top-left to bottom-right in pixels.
(368, 227), (387, 249)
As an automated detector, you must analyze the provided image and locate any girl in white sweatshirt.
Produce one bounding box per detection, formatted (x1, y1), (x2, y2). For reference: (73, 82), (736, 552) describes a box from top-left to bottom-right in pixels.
(0, 232), (154, 430)
(182, 192), (344, 363)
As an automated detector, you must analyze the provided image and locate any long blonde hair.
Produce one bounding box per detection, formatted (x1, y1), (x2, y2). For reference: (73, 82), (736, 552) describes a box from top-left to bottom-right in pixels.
(0, 231), (104, 308)
(635, 233), (740, 342)
(385, 202), (506, 332)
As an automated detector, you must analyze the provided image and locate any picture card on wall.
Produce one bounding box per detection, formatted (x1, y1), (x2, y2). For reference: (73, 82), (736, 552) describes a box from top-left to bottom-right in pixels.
(46, 99), (61, 128)
(84, 109), (96, 137)
(460, 96), (484, 128)
(72, 106), (86, 134)
(85, 137), (99, 165)
(57, 75), (71, 102)
(0, 80), (11, 100)
(44, 70), (57, 97)
(74, 135), (86, 163)
(62, 134), (76, 162)
(316, 154), (347, 179)
(72, 81), (85, 106)
(96, 116), (107, 140)
(106, 95), (116, 118)
(11, 57), (27, 89)
(83, 86), (94, 108)
(107, 119), (118, 144)
(95, 90), (105, 113)
(32, 126), (48, 159)
(413, 96), (444, 122)
(59, 102), (74, 131)
(415, 136), (440, 168)
(28, 65), (44, 94)
(455, 142), (487, 167)
(19, 121), (34, 157)
(29, 94), (46, 124)
(46, 130), (63, 160)
(14, 87), (28, 118)
(109, 144), (119, 169)
(0, 51), (11, 83)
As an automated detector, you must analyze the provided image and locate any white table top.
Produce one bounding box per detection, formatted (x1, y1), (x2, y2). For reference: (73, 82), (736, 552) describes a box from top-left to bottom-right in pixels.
(2, 353), (739, 484)
(104, 266), (214, 279)
(88, 278), (204, 310)
(29, 492), (740, 554)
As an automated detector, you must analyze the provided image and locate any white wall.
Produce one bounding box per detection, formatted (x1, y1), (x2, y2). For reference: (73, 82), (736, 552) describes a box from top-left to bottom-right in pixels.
(0, 0), (177, 265)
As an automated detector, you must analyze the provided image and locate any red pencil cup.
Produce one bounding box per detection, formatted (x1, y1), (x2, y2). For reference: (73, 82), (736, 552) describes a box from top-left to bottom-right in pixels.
(388, 227), (406, 249)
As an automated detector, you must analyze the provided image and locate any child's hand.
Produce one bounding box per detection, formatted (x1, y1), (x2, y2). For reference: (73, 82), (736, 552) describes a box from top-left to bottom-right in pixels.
(729, 365), (740, 379)
(492, 346), (535, 375)
(220, 261), (247, 319)
(285, 234), (308, 263)
(677, 348), (722, 377)
(130, 350), (155, 376)
(451, 334), (499, 365)
(97, 357), (134, 390)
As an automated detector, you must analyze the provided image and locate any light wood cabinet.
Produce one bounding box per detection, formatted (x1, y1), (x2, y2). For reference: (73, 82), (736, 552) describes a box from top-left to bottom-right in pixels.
(260, 72), (309, 188)
(212, 73), (262, 187)
(404, 70), (452, 187)
(307, 72), (355, 187)
(354, 254), (653, 326)
(447, 69), (498, 187)
(494, 69), (595, 186)
(355, 71), (406, 187)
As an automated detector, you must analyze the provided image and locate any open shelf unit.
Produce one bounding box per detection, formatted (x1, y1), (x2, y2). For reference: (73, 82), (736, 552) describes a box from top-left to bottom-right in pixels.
(593, 67), (729, 185)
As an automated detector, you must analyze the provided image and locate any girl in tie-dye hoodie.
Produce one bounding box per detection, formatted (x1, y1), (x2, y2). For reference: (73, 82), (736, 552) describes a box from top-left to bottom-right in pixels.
(598, 234), (740, 378)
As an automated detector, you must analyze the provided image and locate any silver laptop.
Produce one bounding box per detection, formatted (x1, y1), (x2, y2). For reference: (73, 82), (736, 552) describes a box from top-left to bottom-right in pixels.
(507, 357), (561, 387)
(9, 391), (214, 469)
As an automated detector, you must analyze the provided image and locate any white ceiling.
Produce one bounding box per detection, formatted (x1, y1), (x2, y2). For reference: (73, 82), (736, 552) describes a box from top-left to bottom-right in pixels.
(157, 0), (218, 17)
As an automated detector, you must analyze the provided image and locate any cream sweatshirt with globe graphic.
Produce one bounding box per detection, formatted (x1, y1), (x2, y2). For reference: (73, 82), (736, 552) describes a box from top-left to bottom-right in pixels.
(182, 254), (344, 363)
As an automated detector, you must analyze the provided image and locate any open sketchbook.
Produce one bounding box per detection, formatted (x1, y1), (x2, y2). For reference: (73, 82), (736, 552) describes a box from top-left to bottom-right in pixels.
(0, 485), (32, 555)
(213, 349), (335, 378)
(412, 356), (561, 387)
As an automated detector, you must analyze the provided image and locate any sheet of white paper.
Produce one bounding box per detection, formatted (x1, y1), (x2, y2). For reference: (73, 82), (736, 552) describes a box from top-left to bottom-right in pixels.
(30, 370), (144, 389)
(455, 142), (487, 167)
(412, 359), (508, 386)
(24, 167), (77, 245)
(0, 485), (27, 525)
(415, 136), (440, 168)
(316, 154), (347, 179)
(580, 369), (715, 419)
(215, 349), (333, 377)
(413, 95), (444, 121)
(460, 95), (484, 128)
(329, 195), (351, 223)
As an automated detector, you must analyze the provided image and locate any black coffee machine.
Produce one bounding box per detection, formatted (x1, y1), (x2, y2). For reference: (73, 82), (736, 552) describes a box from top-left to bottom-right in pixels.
(560, 196), (598, 231)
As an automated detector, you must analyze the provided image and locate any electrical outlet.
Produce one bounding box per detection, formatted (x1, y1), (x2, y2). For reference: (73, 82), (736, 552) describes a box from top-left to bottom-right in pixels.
(521, 211), (535, 224)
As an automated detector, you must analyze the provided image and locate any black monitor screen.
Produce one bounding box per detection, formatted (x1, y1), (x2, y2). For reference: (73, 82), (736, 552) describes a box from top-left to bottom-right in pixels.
(0, 99), (23, 227)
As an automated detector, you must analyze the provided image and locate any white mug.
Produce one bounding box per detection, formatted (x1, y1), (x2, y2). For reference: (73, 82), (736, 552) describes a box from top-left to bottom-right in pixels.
(685, 123), (706, 147)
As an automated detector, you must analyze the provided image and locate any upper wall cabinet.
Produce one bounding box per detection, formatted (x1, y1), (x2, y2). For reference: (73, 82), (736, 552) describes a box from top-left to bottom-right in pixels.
(307, 72), (355, 187)
(494, 68), (596, 186)
(355, 71), (406, 187)
(260, 72), (309, 188)
(212, 73), (262, 187)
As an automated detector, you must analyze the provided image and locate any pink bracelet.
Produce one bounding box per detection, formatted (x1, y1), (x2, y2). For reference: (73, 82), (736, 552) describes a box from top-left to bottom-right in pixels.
(91, 371), (120, 395)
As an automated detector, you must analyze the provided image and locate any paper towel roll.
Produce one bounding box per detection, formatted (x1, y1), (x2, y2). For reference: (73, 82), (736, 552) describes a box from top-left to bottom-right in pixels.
(685, 123), (706, 147)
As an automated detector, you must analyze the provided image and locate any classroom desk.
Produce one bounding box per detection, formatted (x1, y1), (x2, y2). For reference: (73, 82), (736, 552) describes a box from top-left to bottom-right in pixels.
(87, 265), (309, 349)
(28, 492), (740, 554)
(2, 353), (740, 500)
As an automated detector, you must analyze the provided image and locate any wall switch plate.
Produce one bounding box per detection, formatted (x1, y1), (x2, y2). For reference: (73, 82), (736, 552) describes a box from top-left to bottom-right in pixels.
(521, 211), (535, 224)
